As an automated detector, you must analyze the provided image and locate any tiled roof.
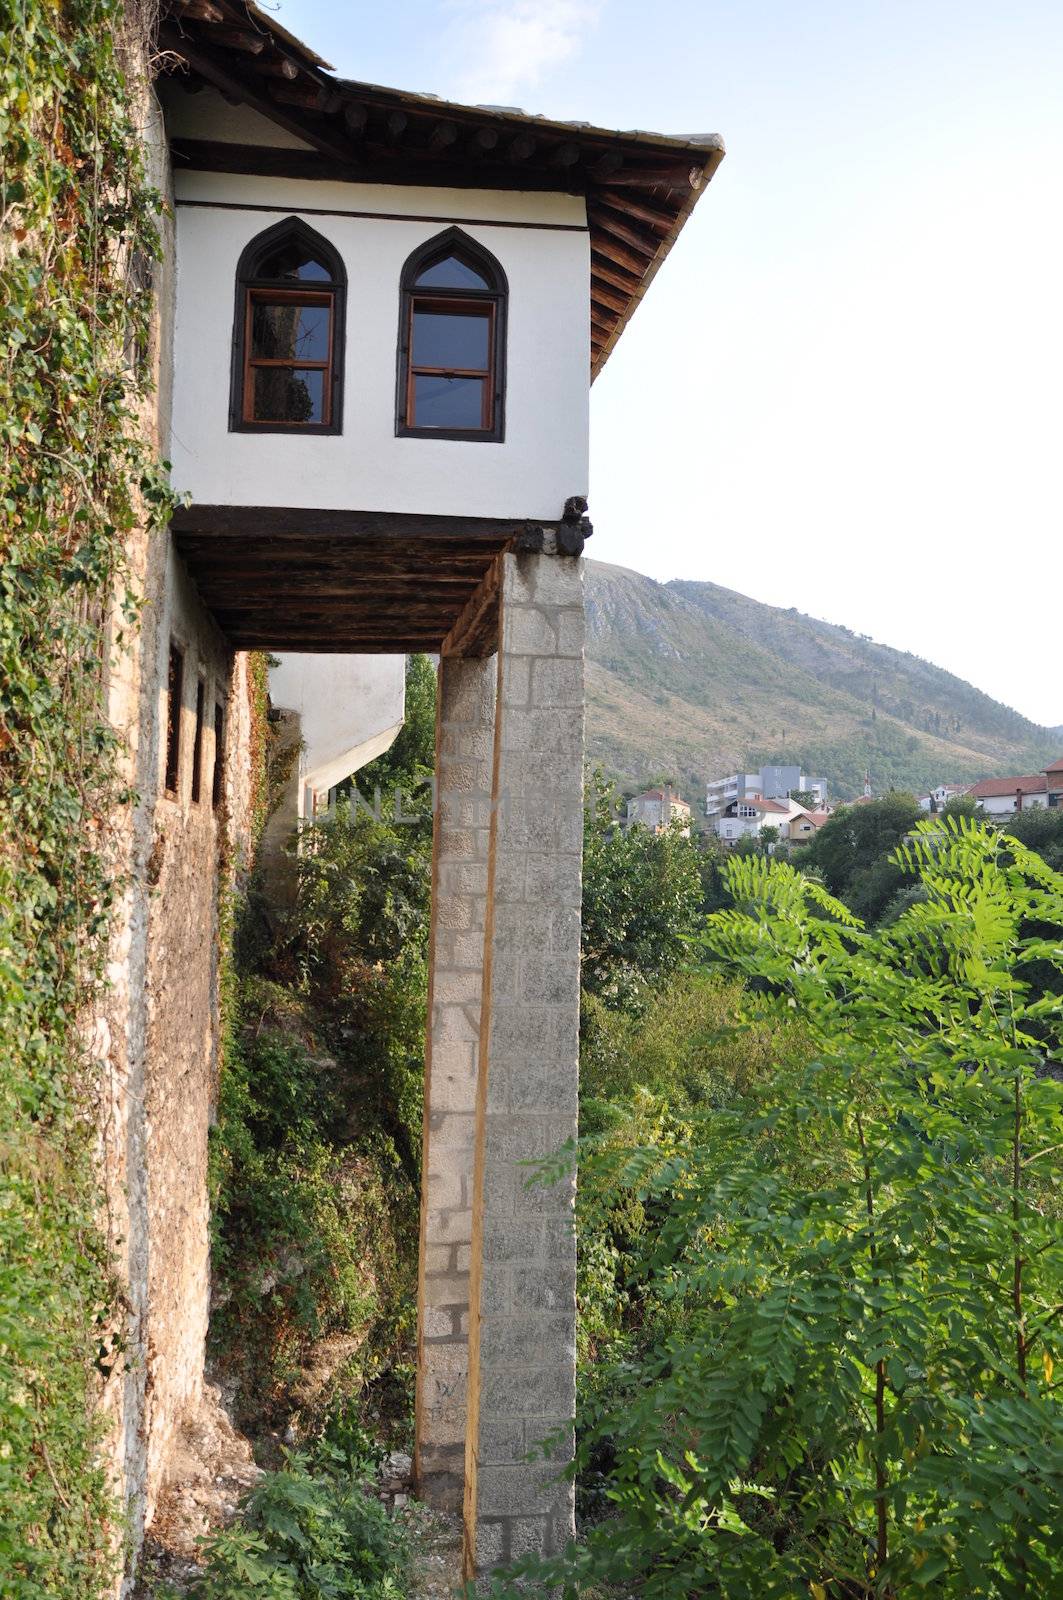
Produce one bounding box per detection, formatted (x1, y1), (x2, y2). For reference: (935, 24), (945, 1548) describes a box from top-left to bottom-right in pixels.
(967, 775), (1047, 799)
(1045, 758), (1063, 774)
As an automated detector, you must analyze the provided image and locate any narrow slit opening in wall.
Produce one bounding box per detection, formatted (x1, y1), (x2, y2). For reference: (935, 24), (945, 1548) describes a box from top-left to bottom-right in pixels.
(165, 644), (184, 796)
(212, 703), (224, 810)
(191, 679), (206, 803)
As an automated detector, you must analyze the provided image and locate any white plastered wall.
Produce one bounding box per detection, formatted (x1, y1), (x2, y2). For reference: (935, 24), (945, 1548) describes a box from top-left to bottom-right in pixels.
(169, 162), (590, 519)
(269, 652), (407, 818)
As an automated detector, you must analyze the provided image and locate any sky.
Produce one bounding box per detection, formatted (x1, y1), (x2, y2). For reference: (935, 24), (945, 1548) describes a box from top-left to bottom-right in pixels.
(268, 1), (1062, 727)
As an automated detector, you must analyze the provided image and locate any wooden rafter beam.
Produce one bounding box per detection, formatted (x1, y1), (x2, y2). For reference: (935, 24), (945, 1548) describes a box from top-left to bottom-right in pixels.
(441, 555), (502, 659)
(159, 25), (356, 163)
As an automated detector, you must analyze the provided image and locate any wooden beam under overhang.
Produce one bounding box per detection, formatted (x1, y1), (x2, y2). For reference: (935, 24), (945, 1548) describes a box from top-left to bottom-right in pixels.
(170, 504), (578, 652)
(441, 557), (502, 659)
(170, 504), (561, 542)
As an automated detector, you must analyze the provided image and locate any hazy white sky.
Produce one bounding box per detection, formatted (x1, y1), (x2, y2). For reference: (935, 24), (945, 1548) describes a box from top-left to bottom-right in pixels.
(273, 1), (1062, 727)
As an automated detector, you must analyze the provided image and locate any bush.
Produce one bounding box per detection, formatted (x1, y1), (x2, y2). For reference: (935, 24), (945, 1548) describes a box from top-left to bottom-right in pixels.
(490, 819), (1063, 1598)
(186, 1444), (408, 1599)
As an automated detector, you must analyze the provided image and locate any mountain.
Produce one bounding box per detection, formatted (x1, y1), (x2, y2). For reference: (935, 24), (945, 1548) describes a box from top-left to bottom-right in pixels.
(583, 561), (1061, 803)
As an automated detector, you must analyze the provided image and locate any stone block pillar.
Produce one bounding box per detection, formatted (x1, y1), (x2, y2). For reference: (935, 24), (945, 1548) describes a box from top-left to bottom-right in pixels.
(464, 548), (585, 1577)
(415, 654), (497, 1509)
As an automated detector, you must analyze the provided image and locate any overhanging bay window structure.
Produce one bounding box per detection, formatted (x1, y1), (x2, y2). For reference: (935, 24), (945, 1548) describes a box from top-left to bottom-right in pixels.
(158, 0), (724, 1577)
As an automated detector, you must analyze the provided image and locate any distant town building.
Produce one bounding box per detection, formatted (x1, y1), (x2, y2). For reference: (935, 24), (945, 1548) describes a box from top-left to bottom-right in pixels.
(965, 774), (1049, 816)
(934, 758), (1063, 817)
(918, 783), (968, 812)
(714, 793), (829, 847)
(705, 765), (827, 819)
(626, 786), (692, 836)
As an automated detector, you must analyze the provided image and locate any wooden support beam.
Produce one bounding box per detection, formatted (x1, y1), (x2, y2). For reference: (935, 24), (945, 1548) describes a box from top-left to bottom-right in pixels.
(599, 189), (674, 232)
(589, 253), (641, 293)
(343, 101), (368, 136)
(255, 56), (300, 79)
(441, 556), (502, 659)
(587, 203), (658, 257)
(589, 150), (623, 181)
(430, 120), (458, 151)
(598, 162), (699, 190)
(588, 231), (650, 276)
(467, 126), (499, 157)
(171, 0), (223, 21)
(160, 28), (356, 163)
(171, 504), (565, 543)
(590, 278), (629, 315)
(551, 140), (581, 168)
(385, 109), (408, 143)
(508, 131), (537, 161)
(208, 26), (265, 54)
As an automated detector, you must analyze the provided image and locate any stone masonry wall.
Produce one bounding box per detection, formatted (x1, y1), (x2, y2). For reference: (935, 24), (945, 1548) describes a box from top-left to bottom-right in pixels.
(464, 548), (586, 1577)
(416, 654), (498, 1509)
(96, 70), (257, 1590)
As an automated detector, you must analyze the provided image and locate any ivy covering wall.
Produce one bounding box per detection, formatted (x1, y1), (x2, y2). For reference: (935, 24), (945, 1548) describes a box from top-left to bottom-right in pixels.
(0, 2), (168, 1591)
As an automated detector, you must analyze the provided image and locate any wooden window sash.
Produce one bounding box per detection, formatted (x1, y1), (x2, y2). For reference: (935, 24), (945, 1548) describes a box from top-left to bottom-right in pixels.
(242, 286), (335, 426)
(406, 295), (496, 431)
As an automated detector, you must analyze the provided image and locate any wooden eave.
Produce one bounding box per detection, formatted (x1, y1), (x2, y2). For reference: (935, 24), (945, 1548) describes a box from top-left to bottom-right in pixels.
(158, 0), (724, 378)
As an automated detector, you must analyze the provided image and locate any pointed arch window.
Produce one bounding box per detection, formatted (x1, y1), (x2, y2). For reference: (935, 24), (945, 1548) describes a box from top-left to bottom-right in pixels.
(230, 217), (346, 434)
(397, 229), (507, 442)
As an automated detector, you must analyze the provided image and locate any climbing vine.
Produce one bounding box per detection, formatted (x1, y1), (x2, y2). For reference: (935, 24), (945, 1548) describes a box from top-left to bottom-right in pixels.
(1, 1), (173, 1592)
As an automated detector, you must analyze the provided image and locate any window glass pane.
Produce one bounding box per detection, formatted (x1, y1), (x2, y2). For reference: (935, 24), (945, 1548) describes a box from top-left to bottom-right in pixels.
(252, 301), (330, 362)
(413, 374), (485, 429)
(251, 367), (325, 424)
(256, 243), (332, 282)
(414, 254), (490, 290)
(412, 307), (490, 371)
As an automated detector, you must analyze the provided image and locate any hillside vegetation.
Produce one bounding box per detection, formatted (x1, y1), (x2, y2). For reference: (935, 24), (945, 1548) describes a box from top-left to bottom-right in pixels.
(585, 561), (1061, 801)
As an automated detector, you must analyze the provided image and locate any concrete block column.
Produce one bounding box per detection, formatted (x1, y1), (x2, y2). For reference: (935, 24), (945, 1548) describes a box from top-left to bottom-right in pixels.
(464, 548), (585, 1579)
(415, 653), (498, 1510)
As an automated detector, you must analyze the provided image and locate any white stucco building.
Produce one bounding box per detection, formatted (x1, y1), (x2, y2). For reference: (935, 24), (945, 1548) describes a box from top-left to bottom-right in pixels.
(706, 764), (826, 819)
(626, 786), (692, 835)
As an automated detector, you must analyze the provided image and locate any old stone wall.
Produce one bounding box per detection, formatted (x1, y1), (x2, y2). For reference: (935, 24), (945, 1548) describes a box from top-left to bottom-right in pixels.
(96, 67), (257, 1589)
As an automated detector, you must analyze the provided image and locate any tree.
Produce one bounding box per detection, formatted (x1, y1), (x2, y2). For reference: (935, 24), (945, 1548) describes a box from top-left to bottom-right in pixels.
(489, 818), (1063, 1599)
(798, 791), (922, 923)
(580, 775), (703, 1008)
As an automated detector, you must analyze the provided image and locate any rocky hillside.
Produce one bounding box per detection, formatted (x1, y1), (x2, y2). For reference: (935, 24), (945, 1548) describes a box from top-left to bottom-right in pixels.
(584, 561), (1061, 803)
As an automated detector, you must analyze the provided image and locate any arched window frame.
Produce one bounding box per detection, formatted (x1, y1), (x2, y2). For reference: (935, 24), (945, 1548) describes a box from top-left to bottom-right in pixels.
(229, 216), (346, 436)
(396, 227), (508, 443)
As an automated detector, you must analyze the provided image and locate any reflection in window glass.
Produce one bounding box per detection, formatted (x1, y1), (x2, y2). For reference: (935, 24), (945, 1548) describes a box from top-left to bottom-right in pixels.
(252, 301), (330, 362)
(414, 254), (490, 290)
(412, 307), (490, 370)
(256, 245), (331, 282)
(251, 368), (325, 424)
(413, 375), (484, 429)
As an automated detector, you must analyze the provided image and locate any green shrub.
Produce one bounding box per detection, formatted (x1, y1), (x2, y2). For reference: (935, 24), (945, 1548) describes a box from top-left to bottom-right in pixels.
(186, 1445), (408, 1600)
(491, 818), (1063, 1598)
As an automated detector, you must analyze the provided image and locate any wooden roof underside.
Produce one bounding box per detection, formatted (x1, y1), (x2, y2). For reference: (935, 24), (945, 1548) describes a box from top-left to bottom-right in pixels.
(170, 505), (591, 652)
(159, 0), (724, 377)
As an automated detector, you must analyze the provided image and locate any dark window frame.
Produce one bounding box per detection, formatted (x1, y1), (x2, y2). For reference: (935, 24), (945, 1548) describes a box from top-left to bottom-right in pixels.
(212, 702), (225, 811)
(165, 644), (184, 798)
(396, 227), (507, 443)
(191, 678), (206, 804)
(229, 216), (346, 436)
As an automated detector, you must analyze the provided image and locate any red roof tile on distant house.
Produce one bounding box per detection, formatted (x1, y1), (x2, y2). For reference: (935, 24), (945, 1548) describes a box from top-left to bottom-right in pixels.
(731, 797), (788, 814)
(1045, 758), (1063, 774)
(634, 788), (690, 807)
(967, 775), (1047, 799)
